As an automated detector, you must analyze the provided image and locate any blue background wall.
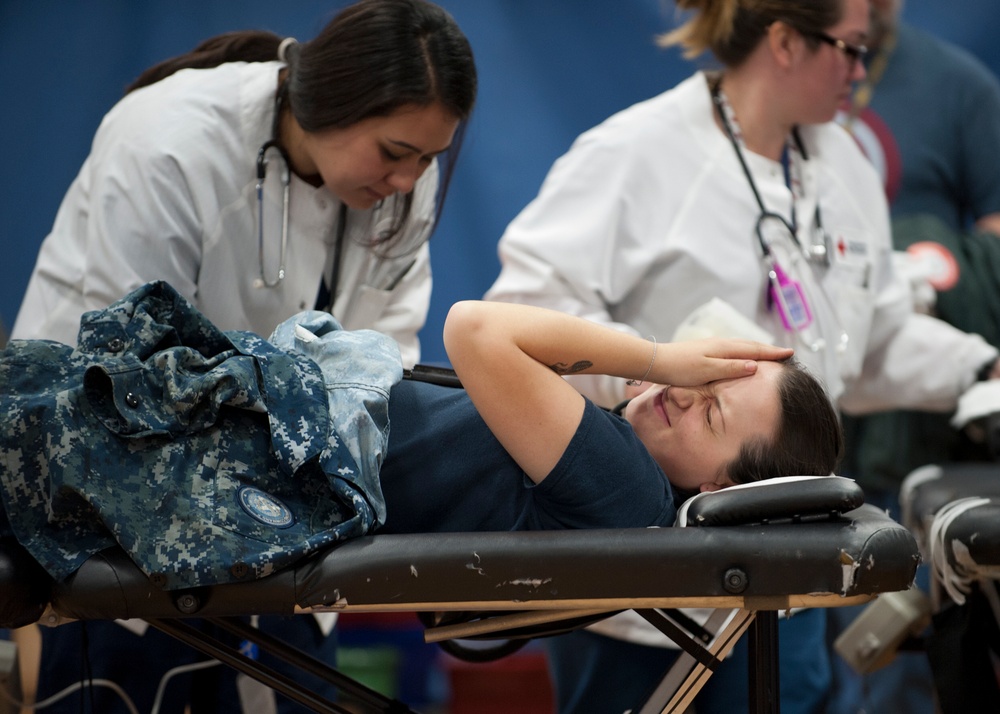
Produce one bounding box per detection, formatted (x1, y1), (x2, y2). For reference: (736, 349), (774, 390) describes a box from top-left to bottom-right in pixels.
(3, 1), (999, 363)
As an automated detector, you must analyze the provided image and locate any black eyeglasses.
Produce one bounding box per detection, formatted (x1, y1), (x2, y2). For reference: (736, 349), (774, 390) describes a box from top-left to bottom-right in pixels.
(807, 31), (868, 66)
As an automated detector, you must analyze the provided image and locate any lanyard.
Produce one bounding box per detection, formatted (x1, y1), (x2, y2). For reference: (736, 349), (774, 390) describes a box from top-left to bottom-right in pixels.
(710, 77), (846, 353)
(779, 145), (799, 232)
(712, 80), (808, 238)
(711, 79), (830, 266)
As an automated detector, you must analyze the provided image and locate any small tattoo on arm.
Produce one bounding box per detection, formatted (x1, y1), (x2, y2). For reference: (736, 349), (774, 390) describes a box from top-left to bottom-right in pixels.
(549, 360), (593, 375)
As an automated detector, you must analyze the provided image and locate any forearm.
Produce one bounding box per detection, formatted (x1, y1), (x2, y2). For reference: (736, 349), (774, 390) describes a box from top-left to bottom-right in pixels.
(442, 300), (790, 484)
(841, 312), (999, 414)
(444, 300), (789, 388)
(446, 301), (654, 383)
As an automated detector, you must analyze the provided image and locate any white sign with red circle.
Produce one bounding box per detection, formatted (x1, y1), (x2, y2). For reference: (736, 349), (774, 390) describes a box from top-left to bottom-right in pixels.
(906, 241), (960, 292)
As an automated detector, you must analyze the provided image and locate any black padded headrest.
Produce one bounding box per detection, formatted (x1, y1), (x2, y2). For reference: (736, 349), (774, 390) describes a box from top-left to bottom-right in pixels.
(676, 475), (864, 527)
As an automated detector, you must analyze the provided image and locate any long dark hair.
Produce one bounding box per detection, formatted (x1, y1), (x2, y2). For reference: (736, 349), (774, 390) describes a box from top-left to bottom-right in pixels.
(127, 0), (477, 252)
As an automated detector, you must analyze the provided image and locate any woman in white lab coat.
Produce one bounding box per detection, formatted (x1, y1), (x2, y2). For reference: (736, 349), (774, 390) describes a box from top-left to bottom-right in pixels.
(485, 0), (999, 712)
(13, 2), (476, 713)
(13, 0), (476, 369)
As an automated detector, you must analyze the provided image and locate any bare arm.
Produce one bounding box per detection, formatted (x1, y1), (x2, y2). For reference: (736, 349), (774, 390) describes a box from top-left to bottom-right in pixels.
(442, 300), (793, 484)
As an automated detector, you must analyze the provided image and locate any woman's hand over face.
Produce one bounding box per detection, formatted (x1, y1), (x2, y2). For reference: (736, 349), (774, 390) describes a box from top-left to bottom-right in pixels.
(651, 338), (793, 387)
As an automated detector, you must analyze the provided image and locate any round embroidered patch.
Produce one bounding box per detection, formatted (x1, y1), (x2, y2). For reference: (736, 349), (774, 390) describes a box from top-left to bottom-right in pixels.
(906, 241), (960, 292)
(238, 486), (295, 528)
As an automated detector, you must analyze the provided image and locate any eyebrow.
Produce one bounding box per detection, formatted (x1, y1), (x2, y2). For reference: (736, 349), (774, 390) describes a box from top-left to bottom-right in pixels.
(388, 139), (452, 158)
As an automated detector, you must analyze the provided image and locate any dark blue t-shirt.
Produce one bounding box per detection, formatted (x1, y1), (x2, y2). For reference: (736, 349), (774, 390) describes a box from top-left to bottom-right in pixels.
(378, 380), (675, 534)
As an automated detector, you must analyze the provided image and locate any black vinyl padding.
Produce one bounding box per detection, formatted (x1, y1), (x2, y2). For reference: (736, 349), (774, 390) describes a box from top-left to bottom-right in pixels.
(906, 463), (1000, 525)
(41, 504), (918, 622)
(936, 501), (1000, 565)
(682, 477), (865, 526)
(0, 476), (918, 627)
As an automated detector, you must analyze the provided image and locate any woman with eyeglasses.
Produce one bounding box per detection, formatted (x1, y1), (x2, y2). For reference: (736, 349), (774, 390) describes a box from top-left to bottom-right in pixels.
(11, 2), (476, 712)
(485, 0), (1000, 712)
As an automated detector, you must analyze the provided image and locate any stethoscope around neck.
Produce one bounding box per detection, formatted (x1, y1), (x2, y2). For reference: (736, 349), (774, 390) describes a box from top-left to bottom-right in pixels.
(711, 78), (849, 354)
(254, 111), (349, 302)
(255, 140), (291, 288)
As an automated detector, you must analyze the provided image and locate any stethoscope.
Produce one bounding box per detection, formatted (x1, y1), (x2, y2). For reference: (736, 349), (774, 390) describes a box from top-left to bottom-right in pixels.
(254, 97), (348, 307)
(255, 140), (291, 288)
(711, 78), (849, 354)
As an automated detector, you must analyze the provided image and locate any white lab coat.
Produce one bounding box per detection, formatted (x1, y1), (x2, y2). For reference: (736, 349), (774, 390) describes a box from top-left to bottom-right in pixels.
(12, 61), (434, 367)
(485, 72), (998, 647)
(487, 72), (996, 413)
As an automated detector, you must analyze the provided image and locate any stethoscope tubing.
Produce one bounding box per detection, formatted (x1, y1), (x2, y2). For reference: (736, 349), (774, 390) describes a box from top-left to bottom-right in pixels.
(711, 77), (849, 354)
(255, 140), (291, 289)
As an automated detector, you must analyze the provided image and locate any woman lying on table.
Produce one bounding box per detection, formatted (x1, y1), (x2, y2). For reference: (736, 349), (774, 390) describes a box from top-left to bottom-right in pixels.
(0, 281), (843, 597)
(382, 298), (843, 534)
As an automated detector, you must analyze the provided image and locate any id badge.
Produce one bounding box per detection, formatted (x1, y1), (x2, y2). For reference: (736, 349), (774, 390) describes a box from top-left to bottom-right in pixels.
(769, 261), (813, 331)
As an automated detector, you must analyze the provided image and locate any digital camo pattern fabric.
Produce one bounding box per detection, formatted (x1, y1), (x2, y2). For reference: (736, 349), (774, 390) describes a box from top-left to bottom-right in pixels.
(0, 281), (402, 589)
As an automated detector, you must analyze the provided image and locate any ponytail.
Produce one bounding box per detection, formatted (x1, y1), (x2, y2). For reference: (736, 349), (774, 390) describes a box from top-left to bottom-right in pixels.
(659, 0), (843, 68)
(125, 30), (284, 94)
(661, 0), (739, 60)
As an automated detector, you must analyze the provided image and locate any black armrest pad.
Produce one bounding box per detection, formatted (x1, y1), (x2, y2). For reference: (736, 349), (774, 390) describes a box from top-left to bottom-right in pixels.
(901, 462), (1000, 530)
(677, 476), (864, 527)
(934, 499), (1000, 566)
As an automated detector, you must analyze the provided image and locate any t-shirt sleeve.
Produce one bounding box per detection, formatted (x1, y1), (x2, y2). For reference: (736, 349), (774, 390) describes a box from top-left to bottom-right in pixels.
(529, 399), (675, 529)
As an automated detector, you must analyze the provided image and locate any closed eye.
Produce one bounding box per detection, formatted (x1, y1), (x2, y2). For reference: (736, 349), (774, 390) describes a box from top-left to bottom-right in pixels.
(705, 390), (723, 435)
(713, 394), (726, 434)
(381, 146), (404, 161)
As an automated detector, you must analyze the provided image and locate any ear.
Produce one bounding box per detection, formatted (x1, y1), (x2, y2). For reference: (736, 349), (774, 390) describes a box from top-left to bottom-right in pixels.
(699, 481), (724, 493)
(766, 20), (800, 70)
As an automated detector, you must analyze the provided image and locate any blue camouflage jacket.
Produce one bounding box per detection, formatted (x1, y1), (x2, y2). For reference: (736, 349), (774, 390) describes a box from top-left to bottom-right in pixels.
(0, 281), (401, 589)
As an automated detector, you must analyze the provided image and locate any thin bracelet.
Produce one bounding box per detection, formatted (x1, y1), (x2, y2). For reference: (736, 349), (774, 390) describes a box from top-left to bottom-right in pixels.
(626, 336), (657, 386)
